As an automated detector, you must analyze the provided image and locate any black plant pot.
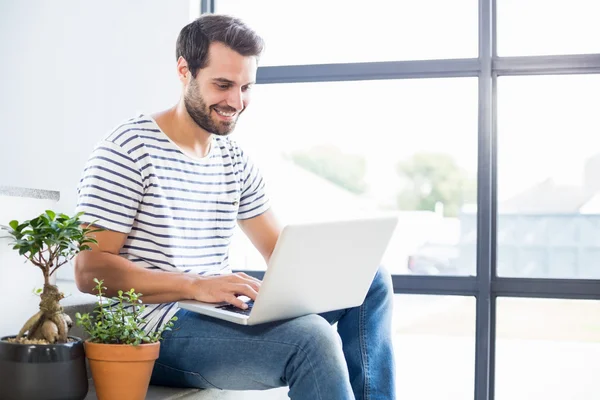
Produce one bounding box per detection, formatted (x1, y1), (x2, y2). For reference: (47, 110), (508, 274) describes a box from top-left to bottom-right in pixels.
(0, 335), (88, 400)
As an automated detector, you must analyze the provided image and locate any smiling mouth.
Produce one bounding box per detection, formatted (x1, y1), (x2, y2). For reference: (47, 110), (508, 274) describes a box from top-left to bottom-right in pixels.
(213, 108), (237, 118)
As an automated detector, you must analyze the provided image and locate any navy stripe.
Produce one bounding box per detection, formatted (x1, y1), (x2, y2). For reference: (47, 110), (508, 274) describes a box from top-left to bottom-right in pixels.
(138, 135), (170, 143)
(141, 303), (165, 321)
(135, 152), (233, 168)
(139, 200), (235, 213)
(146, 184), (239, 196)
(125, 255), (178, 269)
(123, 245), (226, 260)
(137, 209), (236, 220)
(179, 261), (224, 268)
(144, 165), (238, 177)
(141, 195), (238, 206)
(112, 127), (161, 143)
(125, 253), (224, 268)
(241, 191), (266, 206)
(78, 202), (133, 220)
(128, 143), (144, 154)
(80, 175), (143, 197)
(129, 143), (181, 156)
(152, 176), (238, 186)
(238, 200), (269, 216)
(81, 212), (132, 228)
(133, 217), (235, 231)
(124, 237), (229, 254)
(110, 119), (153, 136)
(89, 156), (140, 179)
(79, 194), (138, 211)
(153, 302), (177, 334)
(243, 174), (261, 196)
(79, 184), (140, 203)
(243, 164), (255, 186)
(131, 226), (233, 240)
(121, 134), (139, 147)
(97, 146), (135, 163)
(83, 165), (143, 188)
(241, 182), (266, 202)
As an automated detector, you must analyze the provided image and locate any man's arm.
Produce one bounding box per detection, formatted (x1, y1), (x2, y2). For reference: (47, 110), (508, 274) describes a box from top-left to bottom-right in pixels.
(74, 226), (261, 309)
(238, 209), (282, 265)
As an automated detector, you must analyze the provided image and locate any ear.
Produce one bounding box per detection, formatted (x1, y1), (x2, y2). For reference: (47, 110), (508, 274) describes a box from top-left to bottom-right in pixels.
(177, 56), (190, 84)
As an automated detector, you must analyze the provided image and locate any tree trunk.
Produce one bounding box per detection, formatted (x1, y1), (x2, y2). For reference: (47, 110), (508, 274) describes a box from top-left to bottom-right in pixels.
(17, 284), (71, 343)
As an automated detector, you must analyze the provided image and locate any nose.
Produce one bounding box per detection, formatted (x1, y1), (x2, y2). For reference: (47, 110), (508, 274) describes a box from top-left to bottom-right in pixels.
(227, 88), (244, 112)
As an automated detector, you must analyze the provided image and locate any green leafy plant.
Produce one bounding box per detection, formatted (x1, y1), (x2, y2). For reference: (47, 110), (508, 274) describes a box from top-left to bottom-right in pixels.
(76, 279), (177, 345)
(2, 210), (101, 343)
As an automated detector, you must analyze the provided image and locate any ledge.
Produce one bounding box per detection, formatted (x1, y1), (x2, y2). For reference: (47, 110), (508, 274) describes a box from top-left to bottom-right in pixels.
(0, 186), (60, 201)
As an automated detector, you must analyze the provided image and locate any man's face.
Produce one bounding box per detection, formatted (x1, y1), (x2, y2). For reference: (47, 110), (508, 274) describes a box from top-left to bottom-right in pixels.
(184, 42), (257, 136)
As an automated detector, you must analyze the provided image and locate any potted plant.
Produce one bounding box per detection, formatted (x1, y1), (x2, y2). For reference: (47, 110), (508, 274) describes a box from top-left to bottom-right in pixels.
(76, 278), (176, 400)
(0, 210), (100, 400)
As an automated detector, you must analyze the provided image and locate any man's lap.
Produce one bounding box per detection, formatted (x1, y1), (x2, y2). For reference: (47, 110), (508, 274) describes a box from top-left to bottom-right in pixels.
(150, 308), (346, 390)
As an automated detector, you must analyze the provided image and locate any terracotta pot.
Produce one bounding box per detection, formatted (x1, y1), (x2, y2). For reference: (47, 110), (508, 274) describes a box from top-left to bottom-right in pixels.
(84, 341), (160, 400)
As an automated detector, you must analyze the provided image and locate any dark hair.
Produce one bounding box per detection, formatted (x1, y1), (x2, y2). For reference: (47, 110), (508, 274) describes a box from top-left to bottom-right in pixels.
(176, 14), (264, 78)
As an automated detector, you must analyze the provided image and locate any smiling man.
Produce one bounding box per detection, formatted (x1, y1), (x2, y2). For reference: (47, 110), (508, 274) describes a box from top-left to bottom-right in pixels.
(74, 14), (395, 400)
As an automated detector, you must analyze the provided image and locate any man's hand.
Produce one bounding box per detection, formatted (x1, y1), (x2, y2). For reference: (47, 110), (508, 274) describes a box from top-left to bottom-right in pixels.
(186, 272), (262, 309)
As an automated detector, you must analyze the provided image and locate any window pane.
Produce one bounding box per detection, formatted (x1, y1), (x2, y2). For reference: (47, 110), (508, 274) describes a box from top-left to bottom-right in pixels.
(228, 79), (478, 275)
(395, 295), (475, 400)
(498, 0), (600, 56)
(216, 0), (477, 65)
(497, 75), (600, 279)
(496, 298), (600, 400)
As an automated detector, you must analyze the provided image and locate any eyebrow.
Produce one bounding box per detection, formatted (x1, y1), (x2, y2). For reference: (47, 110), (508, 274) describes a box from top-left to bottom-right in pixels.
(212, 78), (255, 86)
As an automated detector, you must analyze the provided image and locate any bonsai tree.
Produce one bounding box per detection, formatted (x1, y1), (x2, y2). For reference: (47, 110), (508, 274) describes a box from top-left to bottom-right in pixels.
(2, 210), (101, 344)
(76, 278), (176, 345)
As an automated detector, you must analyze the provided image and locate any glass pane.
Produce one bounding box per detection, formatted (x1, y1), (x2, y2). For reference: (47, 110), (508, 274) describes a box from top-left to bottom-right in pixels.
(496, 298), (600, 400)
(216, 0), (477, 65)
(497, 75), (600, 279)
(498, 0), (600, 56)
(227, 79), (478, 274)
(394, 295), (475, 400)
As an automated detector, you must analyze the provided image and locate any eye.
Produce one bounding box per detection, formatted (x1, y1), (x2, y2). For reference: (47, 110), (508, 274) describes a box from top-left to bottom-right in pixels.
(242, 85), (252, 92)
(216, 83), (230, 90)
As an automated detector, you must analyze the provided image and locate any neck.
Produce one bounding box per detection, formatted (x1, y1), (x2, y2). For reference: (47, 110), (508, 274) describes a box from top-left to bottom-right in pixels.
(153, 100), (212, 158)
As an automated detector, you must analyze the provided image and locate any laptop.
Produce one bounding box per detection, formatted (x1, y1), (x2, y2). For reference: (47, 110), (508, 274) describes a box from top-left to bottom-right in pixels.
(177, 216), (398, 325)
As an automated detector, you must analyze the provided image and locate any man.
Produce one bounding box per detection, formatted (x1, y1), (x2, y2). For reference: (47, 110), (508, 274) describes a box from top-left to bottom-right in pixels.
(74, 14), (395, 400)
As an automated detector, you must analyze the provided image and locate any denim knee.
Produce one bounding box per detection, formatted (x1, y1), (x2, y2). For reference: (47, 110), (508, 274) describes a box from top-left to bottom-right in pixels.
(296, 315), (343, 354)
(370, 266), (394, 303)
(284, 315), (354, 399)
(285, 315), (346, 371)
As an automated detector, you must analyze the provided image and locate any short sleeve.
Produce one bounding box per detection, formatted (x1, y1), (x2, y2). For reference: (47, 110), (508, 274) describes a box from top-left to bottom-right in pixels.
(75, 141), (143, 233)
(237, 150), (270, 220)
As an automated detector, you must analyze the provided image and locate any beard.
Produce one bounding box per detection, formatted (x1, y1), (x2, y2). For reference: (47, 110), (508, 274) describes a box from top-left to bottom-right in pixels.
(183, 78), (242, 136)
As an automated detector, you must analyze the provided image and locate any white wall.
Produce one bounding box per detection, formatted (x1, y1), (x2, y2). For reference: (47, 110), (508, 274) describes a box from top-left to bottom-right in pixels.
(0, 192), (58, 337)
(0, 1), (195, 331)
(0, 0), (193, 213)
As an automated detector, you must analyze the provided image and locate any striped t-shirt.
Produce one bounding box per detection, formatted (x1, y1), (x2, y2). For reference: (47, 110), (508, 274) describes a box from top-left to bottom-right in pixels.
(75, 114), (270, 332)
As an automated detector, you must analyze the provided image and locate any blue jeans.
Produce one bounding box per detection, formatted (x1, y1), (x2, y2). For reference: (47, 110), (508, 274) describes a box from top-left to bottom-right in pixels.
(150, 267), (395, 400)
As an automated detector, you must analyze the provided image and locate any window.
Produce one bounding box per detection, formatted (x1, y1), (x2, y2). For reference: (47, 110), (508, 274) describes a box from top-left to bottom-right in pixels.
(495, 298), (600, 400)
(498, 75), (600, 279)
(497, 0), (600, 56)
(395, 295), (475, 400)
(228, 79), (478, 275)
(213, 2), (600, 400)
(216, 0), (477, 65)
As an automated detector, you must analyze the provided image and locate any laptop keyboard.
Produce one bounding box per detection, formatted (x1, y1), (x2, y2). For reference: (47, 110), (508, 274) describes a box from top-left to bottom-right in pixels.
(216, 300), (254, 316)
